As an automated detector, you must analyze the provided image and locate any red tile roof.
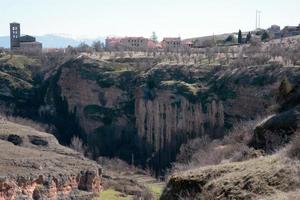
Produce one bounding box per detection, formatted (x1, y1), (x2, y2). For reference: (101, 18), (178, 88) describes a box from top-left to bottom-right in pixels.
(163, 37), (181, 42)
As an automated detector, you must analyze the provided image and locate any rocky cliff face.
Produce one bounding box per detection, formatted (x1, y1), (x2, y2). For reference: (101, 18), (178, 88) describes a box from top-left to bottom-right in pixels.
(0, 118), (102, 200)
(42, 58), (230, 173)
(251, 81), (300, 152)
(39, 57), (300, 174)
(135, 88), (224, 152)
(5, 54), (300, 174)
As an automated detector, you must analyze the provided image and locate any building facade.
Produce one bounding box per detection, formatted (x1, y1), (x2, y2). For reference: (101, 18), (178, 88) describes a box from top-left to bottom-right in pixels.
(267, 25), (281, 38)
(106, 36), (160, 50)
(105, 37), (122, 50)
(161, 37), (181, 50)
(10, 23), (21, 49)
(281, 24), (300, 37)
(120, 37), (148, 49)
(10, 22), (42, 54)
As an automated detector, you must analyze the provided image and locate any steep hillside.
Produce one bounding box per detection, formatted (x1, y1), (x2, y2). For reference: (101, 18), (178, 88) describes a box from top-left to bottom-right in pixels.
(95, 157), (165, 200)
(0, 117), (102, 200)
(251, 78), (300, 152)
(161, 77), (300, 200)
(1, 52), (300, 175)
(36, 55), (300, 175)
(0, 54), (42, 117)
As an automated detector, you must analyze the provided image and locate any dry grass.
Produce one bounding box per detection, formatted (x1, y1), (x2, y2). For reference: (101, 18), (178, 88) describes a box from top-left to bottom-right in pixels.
(1, 114), (49, 133)
(70, 136), (87, 155)
(162, 155), (300, 200)
(0, 54), (38, 68)
(259, 189), (300, 200)
(287, 132), (300, 160)
(173, 118), (263, 172)
(97, 157), (163, 200)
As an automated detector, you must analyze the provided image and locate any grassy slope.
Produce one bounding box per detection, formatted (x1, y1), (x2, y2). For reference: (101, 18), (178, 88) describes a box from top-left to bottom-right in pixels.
(92, 158), (165, 200)
(130, 174), (165, 199)
(94, 173), (164, 200)
(0, 54), (39, 92)
(96, 189), (134, 200)
(161, 154), (300, 200)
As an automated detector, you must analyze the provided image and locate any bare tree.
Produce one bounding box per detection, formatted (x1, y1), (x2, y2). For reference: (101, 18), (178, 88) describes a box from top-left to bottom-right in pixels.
(70, 136), (87, 155)
(205, 47), (215, 64)
(92, 41), (103, 52)
(284, 43), (300, 66)
(77, 42), (92, 53)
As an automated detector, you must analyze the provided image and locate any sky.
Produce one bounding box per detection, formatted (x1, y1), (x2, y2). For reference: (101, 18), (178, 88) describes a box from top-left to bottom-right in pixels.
(0, 0), (299, 39)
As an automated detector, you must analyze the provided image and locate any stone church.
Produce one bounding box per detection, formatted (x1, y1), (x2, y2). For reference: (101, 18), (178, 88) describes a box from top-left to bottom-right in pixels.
(10, 22), (42, 53)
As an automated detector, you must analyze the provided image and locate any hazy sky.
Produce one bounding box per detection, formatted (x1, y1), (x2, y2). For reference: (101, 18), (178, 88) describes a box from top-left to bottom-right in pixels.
(1, 0), (299, 39)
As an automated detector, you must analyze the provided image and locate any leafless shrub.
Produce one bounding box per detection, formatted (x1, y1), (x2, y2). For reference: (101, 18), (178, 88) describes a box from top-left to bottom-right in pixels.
(172, 117), (263, 172)
(76, 42), (93, 53)
(223, 118), (261, 145)
(230, 145), (264, 162)
(97, 157), (133, 172)
(173, 137), (223, 172)
(70, 136), (87, 155)
(267, 43), (284, 59)
(176, 135), (211, 164)
(92, 41), (104, 52)
(232, 53), (270, 67)
(205, 47), (216, 64)
(284, 45), (300, 66)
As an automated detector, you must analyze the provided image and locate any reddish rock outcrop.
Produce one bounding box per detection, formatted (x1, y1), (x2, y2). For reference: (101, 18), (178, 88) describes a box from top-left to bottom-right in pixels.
(0, 120), (102, 200)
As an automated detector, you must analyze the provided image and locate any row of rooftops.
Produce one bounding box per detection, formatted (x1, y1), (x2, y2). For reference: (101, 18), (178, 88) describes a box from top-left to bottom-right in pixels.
(106, 23), (300, 49)
(6, 22), (299, 51)
(106, 36), (184, 49)
(106, 36), (181, 43)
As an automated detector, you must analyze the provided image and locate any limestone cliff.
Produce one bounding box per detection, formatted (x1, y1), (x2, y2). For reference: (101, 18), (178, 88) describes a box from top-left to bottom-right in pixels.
(41, 57), (300, 173)
(42, 58), (228, 172)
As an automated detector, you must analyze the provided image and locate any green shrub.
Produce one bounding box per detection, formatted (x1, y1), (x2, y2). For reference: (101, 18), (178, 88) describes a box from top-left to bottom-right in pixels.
(279, 77), (293, 97)
(97, 74), (115, 88)
(84, 105), (116, 124)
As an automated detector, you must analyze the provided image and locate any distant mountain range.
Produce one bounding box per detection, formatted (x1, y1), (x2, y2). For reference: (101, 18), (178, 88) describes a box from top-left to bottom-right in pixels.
(0, 34), (105, 48)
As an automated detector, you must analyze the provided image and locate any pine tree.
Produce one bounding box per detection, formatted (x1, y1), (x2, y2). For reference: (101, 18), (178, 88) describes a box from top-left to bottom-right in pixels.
(279, 77), (293, 97)
(151, 32), (158, 43)
(245, 32), (252, 43)
(261, 31), (269, 42)
(238, 30), (242, 44)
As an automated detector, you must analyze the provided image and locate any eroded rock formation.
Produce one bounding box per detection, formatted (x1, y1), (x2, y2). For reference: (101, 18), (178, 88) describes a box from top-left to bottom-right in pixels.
(36, 57), (300, 173)
(0, 119), (102, 200)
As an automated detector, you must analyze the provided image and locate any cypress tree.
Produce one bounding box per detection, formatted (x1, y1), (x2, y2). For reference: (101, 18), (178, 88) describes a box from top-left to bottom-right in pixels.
(245, 32), (252, 43)
(238, 30), (242, 44)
